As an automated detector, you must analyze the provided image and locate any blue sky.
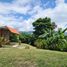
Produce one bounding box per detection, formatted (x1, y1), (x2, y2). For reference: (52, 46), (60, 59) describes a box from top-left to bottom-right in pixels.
(0, 0), (67, 31)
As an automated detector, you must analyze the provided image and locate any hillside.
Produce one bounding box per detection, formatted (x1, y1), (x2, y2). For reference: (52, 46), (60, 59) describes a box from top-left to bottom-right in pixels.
(0, 44), (67, 67)
(20, 31), (33, 34)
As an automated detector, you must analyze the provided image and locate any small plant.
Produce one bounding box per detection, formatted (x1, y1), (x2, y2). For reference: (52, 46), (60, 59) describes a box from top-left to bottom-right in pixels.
(34, 39), (47, 49)
(25, 45), (30, 49)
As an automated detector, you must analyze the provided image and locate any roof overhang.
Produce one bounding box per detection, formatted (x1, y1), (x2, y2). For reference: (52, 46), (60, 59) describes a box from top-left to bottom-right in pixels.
(0, 26), (20, 34)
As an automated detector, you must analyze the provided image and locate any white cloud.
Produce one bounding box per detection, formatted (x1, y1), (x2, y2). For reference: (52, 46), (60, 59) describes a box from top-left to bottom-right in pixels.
(0, 0), (67, 31)
(28, 0), (67, 30)
(55, 0), (64, 5)
(0, 0), (32, 31)
(0, 1), (31, 14)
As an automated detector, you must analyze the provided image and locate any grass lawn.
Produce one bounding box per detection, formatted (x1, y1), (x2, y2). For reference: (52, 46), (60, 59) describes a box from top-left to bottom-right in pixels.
(0, 44), (67, 67)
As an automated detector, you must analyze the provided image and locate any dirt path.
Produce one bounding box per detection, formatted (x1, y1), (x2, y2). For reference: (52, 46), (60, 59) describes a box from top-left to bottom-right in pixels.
(12, 45), (18, 47)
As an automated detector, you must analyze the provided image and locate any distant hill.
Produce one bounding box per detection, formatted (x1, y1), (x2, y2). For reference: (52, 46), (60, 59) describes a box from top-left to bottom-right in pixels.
(20, 31), (67, 35)
(20, 31), (33, 34)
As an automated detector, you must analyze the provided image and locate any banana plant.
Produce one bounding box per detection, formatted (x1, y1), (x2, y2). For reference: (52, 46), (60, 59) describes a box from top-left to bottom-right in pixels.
(38, 28), (67, 50)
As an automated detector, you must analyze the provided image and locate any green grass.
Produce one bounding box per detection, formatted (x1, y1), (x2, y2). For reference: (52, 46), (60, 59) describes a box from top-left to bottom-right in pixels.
(0, 44), (67, 67)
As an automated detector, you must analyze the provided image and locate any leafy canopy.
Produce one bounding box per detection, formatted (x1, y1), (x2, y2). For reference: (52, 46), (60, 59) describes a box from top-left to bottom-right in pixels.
(33, 17), (56, 38)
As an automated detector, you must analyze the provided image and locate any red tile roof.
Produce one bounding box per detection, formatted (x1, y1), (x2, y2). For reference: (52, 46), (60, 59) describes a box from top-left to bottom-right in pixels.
(6, 26), (19, 34)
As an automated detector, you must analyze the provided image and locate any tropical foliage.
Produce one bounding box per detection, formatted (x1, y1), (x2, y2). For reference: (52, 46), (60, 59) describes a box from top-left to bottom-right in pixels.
(19, 32), (33, 44)
(32, 17), (67, 51)
(33, 17), (56, 38)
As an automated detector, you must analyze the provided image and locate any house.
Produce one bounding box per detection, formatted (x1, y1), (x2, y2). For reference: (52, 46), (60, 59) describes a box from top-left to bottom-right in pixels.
(0, 26), (19, 44)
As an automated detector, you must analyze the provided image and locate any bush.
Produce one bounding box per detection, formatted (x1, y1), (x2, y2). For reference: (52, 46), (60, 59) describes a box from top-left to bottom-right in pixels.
(10, 34), (19, 42)
(46, 35), (67, 51)
(33, 29), (67, 51)
(56, 39), (67, 51)
(19, 32), (33, 44)
(34, 39), (47, 49)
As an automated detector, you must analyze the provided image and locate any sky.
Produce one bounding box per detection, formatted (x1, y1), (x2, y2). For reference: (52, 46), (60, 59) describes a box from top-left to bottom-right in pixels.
(0, 0), (67, 31)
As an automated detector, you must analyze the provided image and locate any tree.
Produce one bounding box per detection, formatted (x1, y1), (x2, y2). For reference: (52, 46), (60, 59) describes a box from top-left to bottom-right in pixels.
(32, 17), (56, 38)
(32, 17), (67, 51)
(32, 17), (56, 49)
(39, 28), (67, 51)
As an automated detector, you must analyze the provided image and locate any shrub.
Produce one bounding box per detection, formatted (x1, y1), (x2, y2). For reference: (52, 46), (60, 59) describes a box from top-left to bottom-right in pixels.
(56, 39), (67, 51)
(0, 37), (10, 47)
(19, 32), (34, 45)
(34, 39), (47, 49)
(10, 34), (19, 42)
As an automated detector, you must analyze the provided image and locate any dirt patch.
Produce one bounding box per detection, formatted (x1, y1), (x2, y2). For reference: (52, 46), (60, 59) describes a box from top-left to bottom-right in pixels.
(12, 45), (18, 47)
